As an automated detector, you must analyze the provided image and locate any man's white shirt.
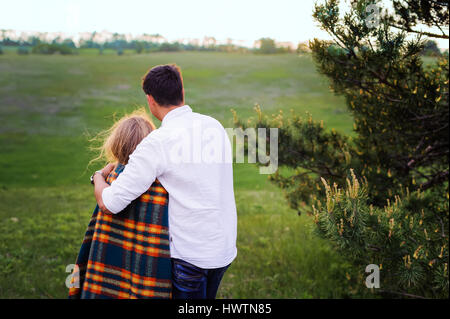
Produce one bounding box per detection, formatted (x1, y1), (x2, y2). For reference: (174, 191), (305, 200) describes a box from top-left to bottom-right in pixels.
(102, 105), (237, 269)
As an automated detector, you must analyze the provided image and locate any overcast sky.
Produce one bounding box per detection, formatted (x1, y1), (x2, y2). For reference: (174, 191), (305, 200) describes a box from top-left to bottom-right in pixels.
(1, 0), (448, 48)
(0, 0), (332, 44)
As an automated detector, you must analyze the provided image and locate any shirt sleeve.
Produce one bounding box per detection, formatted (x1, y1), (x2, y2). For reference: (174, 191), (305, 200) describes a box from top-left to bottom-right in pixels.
(102, 135), (165, 214)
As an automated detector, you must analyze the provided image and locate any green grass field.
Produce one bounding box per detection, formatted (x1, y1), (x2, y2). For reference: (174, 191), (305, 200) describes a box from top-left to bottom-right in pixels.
(0, 51), (363, 298)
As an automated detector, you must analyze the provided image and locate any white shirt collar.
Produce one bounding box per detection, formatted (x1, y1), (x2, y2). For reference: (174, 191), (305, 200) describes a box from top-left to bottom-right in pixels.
(161, 105), (192, 127)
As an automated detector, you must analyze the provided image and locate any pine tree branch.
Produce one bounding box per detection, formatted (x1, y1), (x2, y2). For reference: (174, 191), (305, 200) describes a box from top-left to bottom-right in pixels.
(437, 215), (447, 238)
(379, 289), (427, 299)
(388, 23), (449, 39)
(420, 170), (449, 190)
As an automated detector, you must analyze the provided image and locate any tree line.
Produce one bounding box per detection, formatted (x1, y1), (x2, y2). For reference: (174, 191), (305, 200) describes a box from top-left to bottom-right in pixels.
(0, 34), (299, 56)
(0, 35), (443, 57)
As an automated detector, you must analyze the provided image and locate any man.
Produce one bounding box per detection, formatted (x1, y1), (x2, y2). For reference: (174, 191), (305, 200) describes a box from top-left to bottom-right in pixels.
(92, 64), (237, 299)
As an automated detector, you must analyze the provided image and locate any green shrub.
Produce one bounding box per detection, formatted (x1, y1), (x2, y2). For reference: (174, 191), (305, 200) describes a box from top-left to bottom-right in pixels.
(159, 42), (181, 52)
(32, 43), (74, 55)
(422, 40), (442, 57)
(314, 171), (448, 298)
(17, 46), (30, 55)
(135, 42), (144, 54)
(256, 38), (277, 54)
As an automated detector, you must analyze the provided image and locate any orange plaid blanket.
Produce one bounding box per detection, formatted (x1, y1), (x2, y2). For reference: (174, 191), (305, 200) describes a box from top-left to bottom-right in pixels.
(68, 163), (171, 299)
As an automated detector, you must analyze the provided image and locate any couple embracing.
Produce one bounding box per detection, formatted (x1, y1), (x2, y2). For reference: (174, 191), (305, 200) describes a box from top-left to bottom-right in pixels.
(69, 64), (237, 299)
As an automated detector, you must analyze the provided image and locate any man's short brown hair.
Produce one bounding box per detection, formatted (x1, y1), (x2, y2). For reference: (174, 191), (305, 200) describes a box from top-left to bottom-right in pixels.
(142, 64), (184, 107)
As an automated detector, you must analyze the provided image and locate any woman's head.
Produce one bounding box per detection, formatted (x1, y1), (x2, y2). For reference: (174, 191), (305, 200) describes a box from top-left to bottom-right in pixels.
(91, 109), (155, 165)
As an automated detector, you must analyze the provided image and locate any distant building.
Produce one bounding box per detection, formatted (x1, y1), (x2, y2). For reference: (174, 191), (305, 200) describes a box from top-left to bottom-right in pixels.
(276, 41), (296, 51)
(202, 36), (217, 47)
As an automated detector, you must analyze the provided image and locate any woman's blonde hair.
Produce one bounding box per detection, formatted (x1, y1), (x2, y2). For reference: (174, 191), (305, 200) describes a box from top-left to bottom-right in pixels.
(89, 108), (155, 166)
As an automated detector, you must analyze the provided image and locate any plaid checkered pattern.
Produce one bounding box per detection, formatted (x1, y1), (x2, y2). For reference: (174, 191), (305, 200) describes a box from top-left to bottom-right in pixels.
(69, 163), (171, 299)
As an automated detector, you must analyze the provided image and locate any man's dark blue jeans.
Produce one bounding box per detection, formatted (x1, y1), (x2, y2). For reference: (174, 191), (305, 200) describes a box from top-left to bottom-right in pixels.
(171, 258), (230, 299)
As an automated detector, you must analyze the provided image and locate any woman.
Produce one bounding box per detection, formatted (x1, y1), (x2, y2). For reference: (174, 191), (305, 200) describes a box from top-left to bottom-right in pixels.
(69, 109), (171, 299)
